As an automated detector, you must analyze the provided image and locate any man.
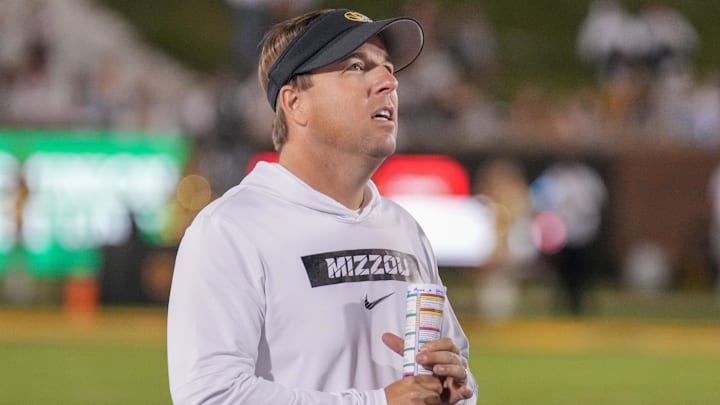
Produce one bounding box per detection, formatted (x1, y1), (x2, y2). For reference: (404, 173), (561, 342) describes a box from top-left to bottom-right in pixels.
(167, 8), (479, 405)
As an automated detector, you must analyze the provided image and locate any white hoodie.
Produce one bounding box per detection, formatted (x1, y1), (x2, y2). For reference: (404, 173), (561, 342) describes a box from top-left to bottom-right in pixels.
(167, 162), (478, 404)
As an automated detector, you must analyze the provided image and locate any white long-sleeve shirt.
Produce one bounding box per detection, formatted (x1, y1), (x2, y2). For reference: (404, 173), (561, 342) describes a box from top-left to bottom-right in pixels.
(167, 162), (478, 404)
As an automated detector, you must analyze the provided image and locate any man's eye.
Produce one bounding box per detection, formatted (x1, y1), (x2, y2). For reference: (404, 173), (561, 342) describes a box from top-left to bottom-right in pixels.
(348, 62), (364, 71)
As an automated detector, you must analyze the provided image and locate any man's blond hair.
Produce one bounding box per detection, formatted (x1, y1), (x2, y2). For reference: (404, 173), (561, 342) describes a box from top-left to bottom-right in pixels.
(258, 9), (333, 151)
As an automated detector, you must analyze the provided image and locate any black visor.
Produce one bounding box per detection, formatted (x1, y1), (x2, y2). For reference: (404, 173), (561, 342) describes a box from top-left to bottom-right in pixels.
(265, 9), (424, 110)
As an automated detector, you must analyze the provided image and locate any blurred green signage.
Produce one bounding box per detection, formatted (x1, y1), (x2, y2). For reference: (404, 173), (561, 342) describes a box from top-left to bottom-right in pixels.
(0, 129), (190, 278)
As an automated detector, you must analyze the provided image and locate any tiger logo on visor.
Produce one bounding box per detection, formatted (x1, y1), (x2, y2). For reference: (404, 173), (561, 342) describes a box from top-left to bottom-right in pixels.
(344, 11), (373, 23)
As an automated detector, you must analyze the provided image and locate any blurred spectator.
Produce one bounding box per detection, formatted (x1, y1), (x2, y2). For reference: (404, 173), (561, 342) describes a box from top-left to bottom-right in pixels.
(530, 162), (607, 315)
(397, 0), (462, 150)
(640, 4), (699, 77)
(598, 59), (653, 130)
(225, 0), (318, 77)
(576, 1), (719, 148)
(225, 0), (275, 78)
(689, 74), (720, 146)
(0, 0), (195, 131)
(646, 61), (695, 138)
(552, 87), (604, 145)
(397, 0), (500, 152)
(576, 1), (656, 130)
(179, 77), (218, 142)
(442, 3), (498, 86)
(441, 4), (503, 149)
(577, 0), (652, 82)
(3, 1), (76, 126)
(99, 217), (151, 304)
(508, 86), (558, 140)
(644, 64), (720, 149)
(622, 241), (672, 294)
(472, 158), (534, 320)
(194, 70), (271, 195)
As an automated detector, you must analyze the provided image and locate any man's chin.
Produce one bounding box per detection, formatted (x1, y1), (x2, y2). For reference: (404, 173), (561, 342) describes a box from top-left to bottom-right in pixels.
(371, 136), (397, 158)
(369, 145), (396, 160)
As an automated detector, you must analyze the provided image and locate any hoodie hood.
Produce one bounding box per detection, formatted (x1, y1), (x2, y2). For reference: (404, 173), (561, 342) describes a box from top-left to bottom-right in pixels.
(240, 162), (380, 222)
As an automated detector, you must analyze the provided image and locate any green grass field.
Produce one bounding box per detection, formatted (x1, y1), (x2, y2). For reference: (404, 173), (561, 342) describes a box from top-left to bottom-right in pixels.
(0, 340), (167, 405)
(467, 319), (720, 405)
(474, 348), (720, 405)
(1, 308), (719, 404)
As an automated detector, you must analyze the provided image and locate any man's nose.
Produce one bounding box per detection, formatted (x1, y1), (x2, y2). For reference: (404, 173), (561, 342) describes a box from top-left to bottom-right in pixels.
(372, 66), (399, 94)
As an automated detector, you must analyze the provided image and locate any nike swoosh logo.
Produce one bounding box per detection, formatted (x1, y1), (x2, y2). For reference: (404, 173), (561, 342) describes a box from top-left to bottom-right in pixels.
(364, 292), (395, 310)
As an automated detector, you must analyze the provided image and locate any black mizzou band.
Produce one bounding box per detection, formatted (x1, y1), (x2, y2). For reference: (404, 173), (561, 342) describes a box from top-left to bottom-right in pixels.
(265, 8), (424, 110)
(301, 248), (418, 287)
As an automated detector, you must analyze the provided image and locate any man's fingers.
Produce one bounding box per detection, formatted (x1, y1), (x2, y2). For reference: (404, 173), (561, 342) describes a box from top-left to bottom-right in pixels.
(382, 332), (404, 355)
(448, 382), (474, 400)
(454, 381), (475, 400)
(416, 350), (465, 369)
(433, 363), (468, 382)
(383, 334), (473, 401)
(419, 337), (460, 354)
(443, 376), (474, 402)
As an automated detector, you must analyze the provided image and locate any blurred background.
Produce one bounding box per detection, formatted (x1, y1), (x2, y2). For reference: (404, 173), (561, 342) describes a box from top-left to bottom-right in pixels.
(1, 0), (719, 404)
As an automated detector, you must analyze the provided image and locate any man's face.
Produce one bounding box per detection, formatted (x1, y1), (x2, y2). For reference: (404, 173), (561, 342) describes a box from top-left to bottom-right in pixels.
(300, 36), (399, 159)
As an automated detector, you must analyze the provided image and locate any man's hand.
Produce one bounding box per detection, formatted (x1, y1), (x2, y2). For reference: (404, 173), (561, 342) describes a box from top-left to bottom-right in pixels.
(384, 374), (443, 405)
(383, 333), (474, 404)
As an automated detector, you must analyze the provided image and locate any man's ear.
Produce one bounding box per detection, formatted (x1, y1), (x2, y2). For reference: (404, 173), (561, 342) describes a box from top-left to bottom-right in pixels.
(278, 85), (307, 126)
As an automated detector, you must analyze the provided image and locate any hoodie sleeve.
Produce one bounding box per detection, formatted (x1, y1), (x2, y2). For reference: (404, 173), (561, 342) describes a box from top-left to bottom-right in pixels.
(441, 299), (480, 405)
(419, 228), (480, 405)
(167, 213), (387, 405)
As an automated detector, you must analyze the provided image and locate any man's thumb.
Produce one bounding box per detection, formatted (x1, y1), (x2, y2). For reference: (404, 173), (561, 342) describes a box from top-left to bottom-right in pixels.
(382, 332), (404, 355)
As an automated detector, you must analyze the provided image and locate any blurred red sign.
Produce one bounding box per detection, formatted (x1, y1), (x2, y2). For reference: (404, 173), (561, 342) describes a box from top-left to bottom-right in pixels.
(372, 154), (469, 197)
(247, 152), (469, 197)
